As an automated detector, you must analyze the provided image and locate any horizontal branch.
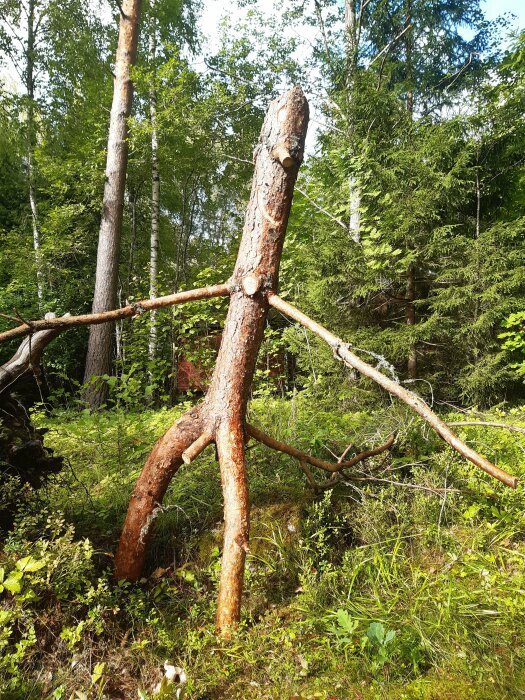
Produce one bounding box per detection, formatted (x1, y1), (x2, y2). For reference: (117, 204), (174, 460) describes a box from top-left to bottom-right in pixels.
(0, 283), (231, 344)
(267, 293), (518, 489)
(246, 423), (395, 473)
(448, 421), (525, 436)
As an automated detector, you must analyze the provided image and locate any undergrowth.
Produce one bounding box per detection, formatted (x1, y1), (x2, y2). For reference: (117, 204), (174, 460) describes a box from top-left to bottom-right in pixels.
(1, 396), (525, 698)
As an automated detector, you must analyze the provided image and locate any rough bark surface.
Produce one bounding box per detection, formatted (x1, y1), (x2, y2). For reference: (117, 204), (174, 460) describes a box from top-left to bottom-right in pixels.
(114, 87), (309, 633)
(83, 0), (142, 409)
(114, 407), (205, 580)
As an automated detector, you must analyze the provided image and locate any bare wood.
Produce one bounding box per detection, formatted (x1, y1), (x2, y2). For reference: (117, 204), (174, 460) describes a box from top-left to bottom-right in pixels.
(448, 421), (525, 436)
(271, 143), (295, 168)
(214, 420), (249, 635)
(181, 432), (214, 465)
(268, 294), (518, 489)
(203, 87), (308, 634)
(114, 88), (309, 635)
(0, 284), (230, 344)
(0, 313), (66, 395)
(246, 423), (395, 473)
(114, 406), (205, 581)
(241, 273), (261, 296)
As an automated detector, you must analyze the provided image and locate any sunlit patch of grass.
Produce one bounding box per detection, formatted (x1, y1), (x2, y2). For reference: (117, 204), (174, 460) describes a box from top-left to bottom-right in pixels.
(1, 399), (523, 697)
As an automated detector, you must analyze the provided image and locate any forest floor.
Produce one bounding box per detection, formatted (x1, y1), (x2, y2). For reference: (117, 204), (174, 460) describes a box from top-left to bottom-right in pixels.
(1, 395), (525, 699)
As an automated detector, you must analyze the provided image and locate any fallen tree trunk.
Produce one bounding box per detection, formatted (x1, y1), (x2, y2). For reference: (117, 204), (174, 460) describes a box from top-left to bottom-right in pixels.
(0, 313), (63, 395)
(0, 315), (64, 528)
(115, 87), (310, 635)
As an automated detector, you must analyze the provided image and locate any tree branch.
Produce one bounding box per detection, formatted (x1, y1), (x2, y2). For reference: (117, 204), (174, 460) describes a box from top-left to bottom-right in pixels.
(0, 283), (231, 344)
(246, 423), (395, 473)
(267, 293), (518, 489)
(448, 421), (525, 436)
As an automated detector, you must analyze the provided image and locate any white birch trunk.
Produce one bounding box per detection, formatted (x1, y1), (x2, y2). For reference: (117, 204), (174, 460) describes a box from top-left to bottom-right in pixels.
(148, 9), (160, 381)
(26, 0), (44, 305)
(348, 174), (361, 242)
(345, 0), (361, 242)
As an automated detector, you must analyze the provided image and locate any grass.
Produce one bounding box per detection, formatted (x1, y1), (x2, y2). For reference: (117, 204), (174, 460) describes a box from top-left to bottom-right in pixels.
(1, 396), (525, 698)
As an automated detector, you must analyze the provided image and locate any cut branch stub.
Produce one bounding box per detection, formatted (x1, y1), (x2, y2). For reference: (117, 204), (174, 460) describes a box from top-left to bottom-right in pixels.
(114, 87), (309, 636)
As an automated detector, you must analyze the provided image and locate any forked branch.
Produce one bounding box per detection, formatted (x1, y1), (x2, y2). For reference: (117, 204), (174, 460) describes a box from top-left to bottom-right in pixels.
(267, 294), (518, 489)
(246, 423), (395, 473)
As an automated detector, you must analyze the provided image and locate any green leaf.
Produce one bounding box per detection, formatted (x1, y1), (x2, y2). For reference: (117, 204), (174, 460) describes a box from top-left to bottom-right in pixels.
(3, 571), (23, 594)
(366, 621), (385, 646)
(16, 556), (46, 573)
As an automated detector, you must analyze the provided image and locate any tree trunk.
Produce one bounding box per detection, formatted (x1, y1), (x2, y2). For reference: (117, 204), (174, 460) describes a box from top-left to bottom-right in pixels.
(114, 87), (309, 635)
(406, 263), (417, 379)
(344, 0), (357, 76)
(404, 0), (414, 116)
(83, 0), (142, 409)
(344, 0), (361, 242)
(348, 174), (360, 242)
(404, 0), (416, 378)
(148, 7), (160, 385)
(26, 0), (44, 305)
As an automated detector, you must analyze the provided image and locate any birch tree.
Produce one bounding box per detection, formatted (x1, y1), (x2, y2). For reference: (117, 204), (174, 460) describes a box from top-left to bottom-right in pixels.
(0, 0), (48, 304)
(148, 2), (160, 383)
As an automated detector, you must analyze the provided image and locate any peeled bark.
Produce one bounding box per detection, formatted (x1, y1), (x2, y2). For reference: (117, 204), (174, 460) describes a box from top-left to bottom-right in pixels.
(0, 313), (63, 396)
(0, 284), (230, 344)
(114, 407), (205, 580)
(114, 87), (309, 634)
(83, 0), (142, 409)
(267, 294), (517, 489)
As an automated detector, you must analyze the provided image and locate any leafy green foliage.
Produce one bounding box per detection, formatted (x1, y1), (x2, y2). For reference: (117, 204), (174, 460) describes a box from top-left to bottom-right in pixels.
(500, 312), (525, 381)
(1, 399), (525, 697)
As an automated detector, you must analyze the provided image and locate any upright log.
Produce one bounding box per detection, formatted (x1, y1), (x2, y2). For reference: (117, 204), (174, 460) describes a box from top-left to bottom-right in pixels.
(114, 87), (309, 633)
